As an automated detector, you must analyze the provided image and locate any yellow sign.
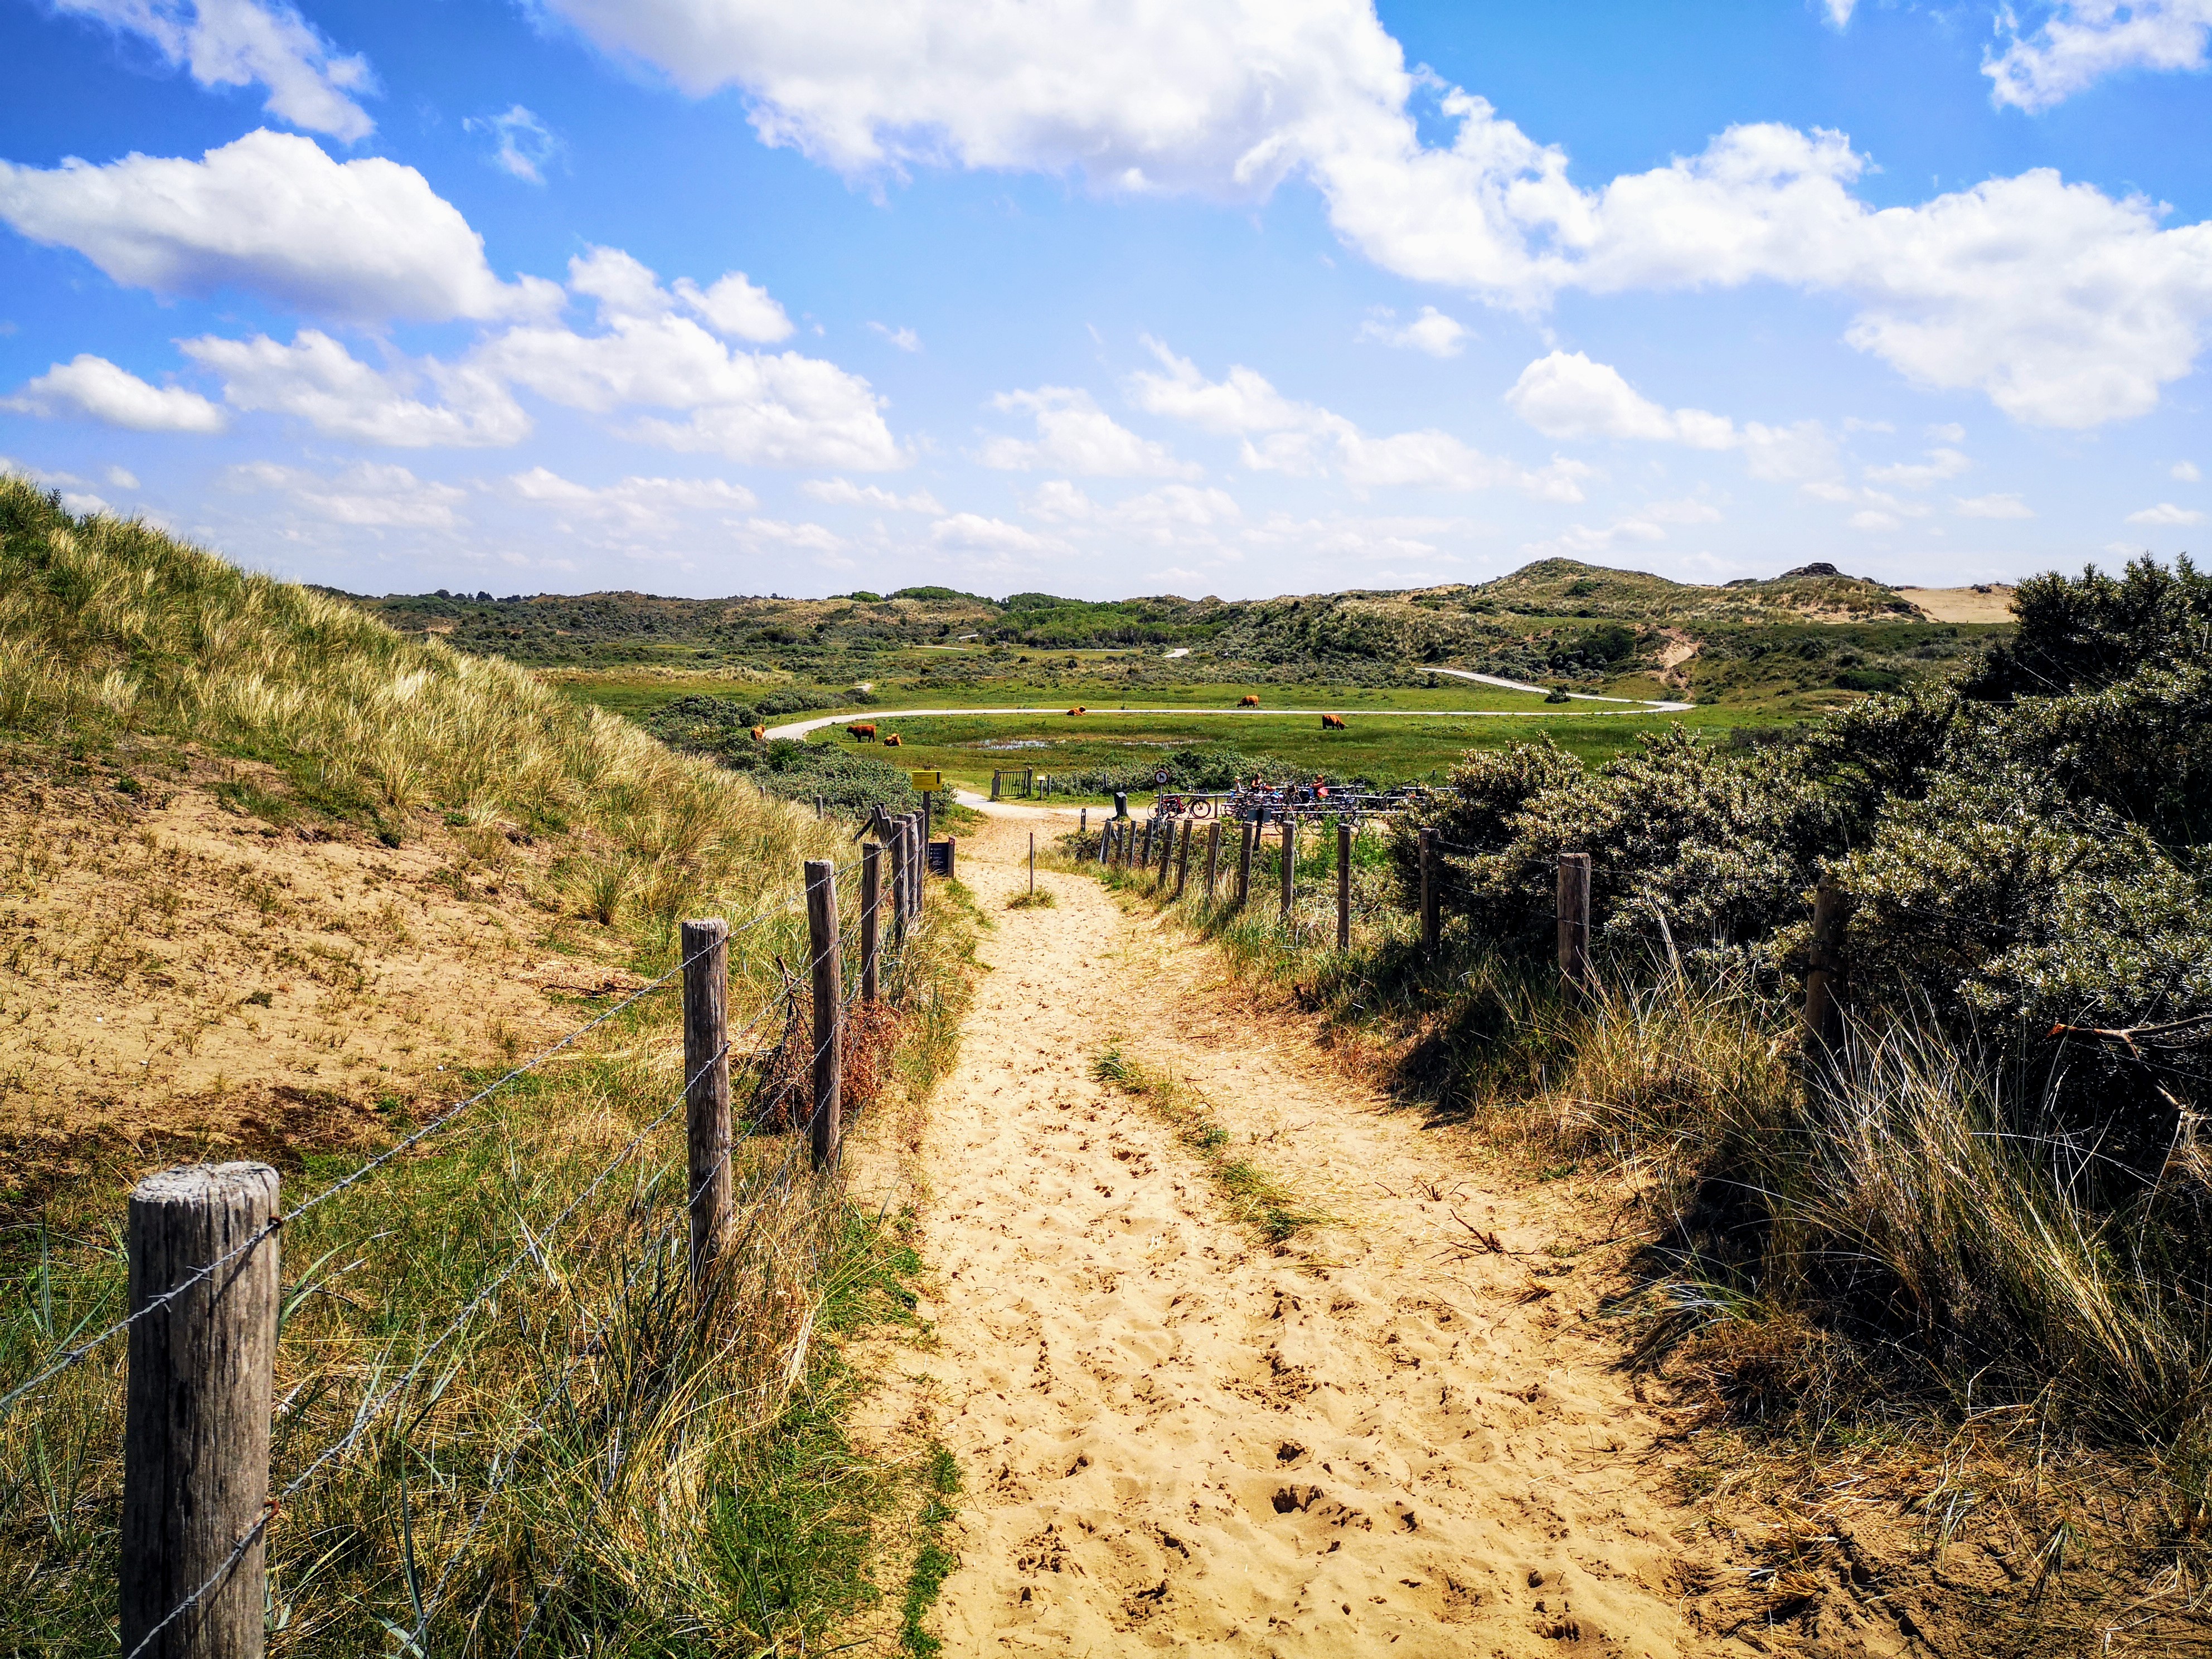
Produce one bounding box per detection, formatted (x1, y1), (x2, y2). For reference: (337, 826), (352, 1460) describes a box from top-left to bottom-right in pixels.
(909, 770), (943, 792)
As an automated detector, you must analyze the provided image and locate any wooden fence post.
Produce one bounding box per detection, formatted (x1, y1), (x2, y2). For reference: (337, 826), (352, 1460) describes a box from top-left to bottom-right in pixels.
(681, 918), (732, 1282)
(1236, 819), (1254, 908)
(122, 1162), (279, 1659)
(1279, 818), (1296, 921)
(1140, 816), (1155, 870)
(1804, 875), (1849, 1061)
(1175, 818), (1191, 898)
(891, 818), (910, 943)
(1419, 828), (1439, 952)
(1557, 851), (1593, 995)
(1029, 832), (1036, 895)
(805, 859), (842, 1170)
(1205, 821), (1221, 899)
(1158, 817), (1175, 885)
(1337, 819), (1352, 950)
(860, 843), (881, 1005)
(991, 770), (1001, 801)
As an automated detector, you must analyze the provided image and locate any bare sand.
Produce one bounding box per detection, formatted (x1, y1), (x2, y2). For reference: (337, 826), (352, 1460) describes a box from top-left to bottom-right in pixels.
(854, 813), (1820, 1657)
(1894, 585), (2016, 624)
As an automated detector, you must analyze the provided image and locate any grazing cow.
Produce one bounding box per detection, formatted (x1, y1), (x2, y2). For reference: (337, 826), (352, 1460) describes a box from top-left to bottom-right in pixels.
(749, 725), (765, 743)
(1238, 694), (1261, 708)
(882, 734), (904, 748)
(1321, 713), (1346, 730)
(1067, 706), (1086, 716)
(847, 722), (877, 740)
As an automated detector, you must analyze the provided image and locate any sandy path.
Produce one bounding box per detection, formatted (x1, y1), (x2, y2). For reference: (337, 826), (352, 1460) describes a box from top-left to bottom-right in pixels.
(892, 814), (1751, 1657)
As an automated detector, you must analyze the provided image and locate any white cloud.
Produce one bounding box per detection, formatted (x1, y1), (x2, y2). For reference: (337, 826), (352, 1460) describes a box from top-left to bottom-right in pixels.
(1504, 351), (1735, 448)
(2127, 501), (2208, 524)
(869, 322), (922, 352)
(52, 0), (377, 140)
(1849, 509), (1901, 532)
(1823, 0), (1857, 26)
(183, 329), (530, 447)
(929, 512), (1071, 560)
(1132, 339), (1587, 498)
(1355, 305), (1469, 357)
(0, 131), (556, 322)
(508, 466), (756, 516)
(8, 353), (227, 432)
(1246, 511), (1481, 565)
(977, 386), (1199, 478)
(533, 3), (2212, 431)
(106, 465), (139, 488)
(672, 271), (794, 343)
(1645, 495), (1722, 525)
(1954, 492), (2034, 518)
(1026, 481), (1243, 547)
(223, 459), (468, 529)
(2175, 460), (2203, 482)
(803, 478), (944, 513)
(464, 105), (562, 184)
(1985, 1), (2212, 111)
(1926, 422), (1967, 443)
(1519, 517), (1667, 559)
(477, 259), (897, 467)
(1864, 447), (1969, 488)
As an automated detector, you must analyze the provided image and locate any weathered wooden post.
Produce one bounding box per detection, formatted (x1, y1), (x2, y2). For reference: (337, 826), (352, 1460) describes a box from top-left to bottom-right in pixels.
(1279, 818), (1295, 921)
(1557, 851), (1593, 995)
(1029, 831), (1036, 895)
(1205, 821), (1221, 900)
(1337, 819), (1352, 950)
(860, 842), (881, 1004)
(1174, 818), (1191, 898)
(1158, 817), (1175, 885)
(1804, 875), (1849, 1061)
(681, 917), (732, 1282)
(1140, 816), (1156, 871)
(805, 859), (842, 1169)
(122, 1162), (280, 1659)
(1419, 828), (1439, 952)
(891, 817), (911, 943)
(991, 769), (1001, 801)
(1236, 819), (1254, 908)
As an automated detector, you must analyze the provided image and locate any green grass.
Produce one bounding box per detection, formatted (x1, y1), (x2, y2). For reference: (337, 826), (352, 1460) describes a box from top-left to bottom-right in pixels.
(1091, 1046), (1325, 1243)
(897, 1444), (962, 1656)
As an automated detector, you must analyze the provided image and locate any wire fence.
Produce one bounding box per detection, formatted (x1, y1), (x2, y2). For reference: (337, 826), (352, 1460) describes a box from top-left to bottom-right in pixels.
(3, 806), (947, 1658)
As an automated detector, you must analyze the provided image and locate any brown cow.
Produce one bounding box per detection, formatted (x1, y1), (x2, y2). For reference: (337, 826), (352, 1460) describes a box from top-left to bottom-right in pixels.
(749, 725), (765, 743)
(882, 734), (903, 747)
(1238, 694), (1261, 708)
(1321, 713), (1346, 730)
(1067, 706), (1086, 716)
(847, 722), (877, 740)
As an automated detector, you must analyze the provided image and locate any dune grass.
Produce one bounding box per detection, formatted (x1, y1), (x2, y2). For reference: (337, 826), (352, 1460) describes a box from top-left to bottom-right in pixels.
(0, 477), (979, 1655)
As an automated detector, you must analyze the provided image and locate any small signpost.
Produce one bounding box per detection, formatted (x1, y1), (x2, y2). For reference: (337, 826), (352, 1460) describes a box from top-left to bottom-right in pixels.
(910, 770), (953, 879)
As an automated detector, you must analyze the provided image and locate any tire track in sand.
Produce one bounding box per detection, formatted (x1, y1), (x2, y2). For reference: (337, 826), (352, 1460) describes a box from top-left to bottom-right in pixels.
(885, 814), (1750, 1657)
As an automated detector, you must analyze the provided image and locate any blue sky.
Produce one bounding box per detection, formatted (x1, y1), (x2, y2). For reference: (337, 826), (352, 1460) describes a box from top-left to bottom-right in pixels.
(1, 0), (2207, 600)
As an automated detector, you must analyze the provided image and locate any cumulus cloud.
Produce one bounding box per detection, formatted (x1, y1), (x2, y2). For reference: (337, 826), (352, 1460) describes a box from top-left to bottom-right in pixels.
(0, 130), (556, 322)
(1356, 305), (1469, 357)
(1026, 481), (1243, 548)
(534, 1), (2212, 430)
(1504, 352), (1735, 448)
(8, 353), (227, 432)
(474, 252), (898, 467)
(929, 512), (1071, 562)
(1864, 447), (1970, 488)
(1984, 1), (2212, 111)
(803, 477), (944, 512)
(183, 329), (530, 447)
(2127, 501), (2208, 524)
(507, 466), (757, 516)
(1955, 492), (2035, 518)
(1133, 339), (1587, 499)
(464, 105), (563, 183)
(222, 459), (469, 529)
(977, 387), (1199, 478)
(52, 0), (378, 140)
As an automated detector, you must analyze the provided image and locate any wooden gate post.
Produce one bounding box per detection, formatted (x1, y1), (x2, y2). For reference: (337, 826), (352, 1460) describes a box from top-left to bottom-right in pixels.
(1236, 819), (1254, 908)
(860, 843), (881, 1004)
(1419, 828), (1439, 952)
(805, 859), (842, 1170)
(1804, 876), (1849, 1060)
(1279, 818), (1296, 921)
(1205, 821), (1221, 900)
(122, 1162), (280, 1659)
(1557, 851), (1593, 995)
(681, 918), (732, 1282)
(991, 770), (1001, 801)
(1337, 820), (1352, 950)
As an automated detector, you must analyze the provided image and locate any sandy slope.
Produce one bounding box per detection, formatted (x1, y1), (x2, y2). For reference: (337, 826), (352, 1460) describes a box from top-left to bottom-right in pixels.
(871, 813), (1790, 1657)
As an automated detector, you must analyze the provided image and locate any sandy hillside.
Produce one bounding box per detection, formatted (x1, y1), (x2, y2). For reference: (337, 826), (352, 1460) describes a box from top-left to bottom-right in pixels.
(851, 813), (1899, 1657)
(0, 748), (632, 1162)
(1894, 585), (2016, 624)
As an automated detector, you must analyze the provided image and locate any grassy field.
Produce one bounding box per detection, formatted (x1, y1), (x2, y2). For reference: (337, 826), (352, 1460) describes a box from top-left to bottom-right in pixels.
(790, 708), (1755, 797)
